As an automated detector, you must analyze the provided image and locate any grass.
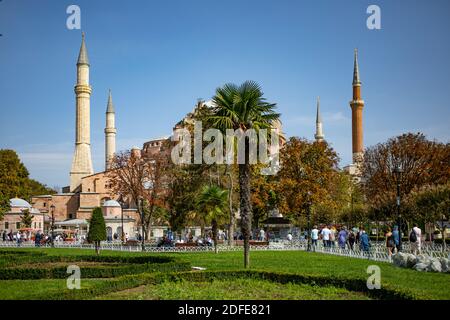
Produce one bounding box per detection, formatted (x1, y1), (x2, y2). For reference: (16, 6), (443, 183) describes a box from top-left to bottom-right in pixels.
(98, 278), (371, 300)
(0, 248), (449, 300)
(0, 279), (108, 300)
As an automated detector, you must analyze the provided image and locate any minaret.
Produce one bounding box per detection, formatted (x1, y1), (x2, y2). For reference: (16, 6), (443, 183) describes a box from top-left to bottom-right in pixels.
(314, 96), (324, 142)
(105, 90), (117, 171)
(70, 32), (94, 192)
(349, 48), (365, 164)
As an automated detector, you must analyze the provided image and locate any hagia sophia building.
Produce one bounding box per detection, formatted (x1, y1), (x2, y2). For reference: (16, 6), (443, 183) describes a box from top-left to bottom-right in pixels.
(1, 34), (365, 239)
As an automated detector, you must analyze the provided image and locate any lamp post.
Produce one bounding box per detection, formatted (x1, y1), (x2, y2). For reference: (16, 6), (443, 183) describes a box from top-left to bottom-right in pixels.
(393, 164), (403, 251)
(139, 197), (145, 252)
(118, 198), (125, 244)
(50, 204), (55, 248)
(306, 191), (312, 252)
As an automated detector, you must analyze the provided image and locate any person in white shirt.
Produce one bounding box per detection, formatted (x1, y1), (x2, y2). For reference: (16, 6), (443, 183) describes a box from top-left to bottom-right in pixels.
(311, 226), (319, 250)
(320, 226), (331, 247)
(411, 224), (422, 255)
(259, 229), (265, 241)
(287, 233), (293, 241)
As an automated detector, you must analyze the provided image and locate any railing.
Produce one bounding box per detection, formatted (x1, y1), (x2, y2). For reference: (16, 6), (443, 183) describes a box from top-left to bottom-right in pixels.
(1, 240), (448, 263)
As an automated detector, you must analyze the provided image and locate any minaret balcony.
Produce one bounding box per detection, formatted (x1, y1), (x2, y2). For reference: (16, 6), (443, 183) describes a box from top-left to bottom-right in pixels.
(349, 99), (364, 106)
(74, 84), (92, 94)
(104, 128), (117, 134)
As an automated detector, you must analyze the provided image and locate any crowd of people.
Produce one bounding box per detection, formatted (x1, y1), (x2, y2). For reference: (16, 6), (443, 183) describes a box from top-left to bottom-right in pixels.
(1, 229), (86, 246)
(305, 224), (423, 256)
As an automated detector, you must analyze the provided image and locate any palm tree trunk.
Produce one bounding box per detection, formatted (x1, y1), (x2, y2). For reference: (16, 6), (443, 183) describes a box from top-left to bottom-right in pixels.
(227, 167), (235, 246)
(239, 159), (252, 269)
(212, 220), (218, 254)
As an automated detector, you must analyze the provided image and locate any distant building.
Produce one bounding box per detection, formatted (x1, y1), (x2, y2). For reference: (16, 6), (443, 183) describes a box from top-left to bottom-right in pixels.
(1, 198), (44, 233)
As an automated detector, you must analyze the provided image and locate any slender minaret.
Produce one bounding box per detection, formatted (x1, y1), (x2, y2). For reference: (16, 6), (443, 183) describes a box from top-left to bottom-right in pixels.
(70, 32), (94, 191)
(349, 48), (365, 164)
(105, 90), (117, 171)
(314, 96), (324, 142)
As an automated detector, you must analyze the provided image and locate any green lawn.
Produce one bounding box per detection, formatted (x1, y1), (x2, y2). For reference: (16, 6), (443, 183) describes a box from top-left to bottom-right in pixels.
(98, 278), (371, 300)
(0, 248), (449, 300)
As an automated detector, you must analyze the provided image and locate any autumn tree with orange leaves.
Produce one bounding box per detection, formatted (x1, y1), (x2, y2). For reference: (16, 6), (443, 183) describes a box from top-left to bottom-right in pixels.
(108, 147), (170, 247)
(278, 137), (340, 227)
(361, 133), (450, 222)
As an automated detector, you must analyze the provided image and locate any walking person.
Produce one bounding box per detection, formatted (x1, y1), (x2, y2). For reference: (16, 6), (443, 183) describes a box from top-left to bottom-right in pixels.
(338, 227), (348, 250)
(330, 226), (336, 247)
(385, 228), (395, 259)
(360, 229), (371, 257)
(410, 224), (422, 255)
(392, 225), (401, 253)
(320, 226), (331, 248)
(311, 226), (319, 251)
(348, 230), (356, 251)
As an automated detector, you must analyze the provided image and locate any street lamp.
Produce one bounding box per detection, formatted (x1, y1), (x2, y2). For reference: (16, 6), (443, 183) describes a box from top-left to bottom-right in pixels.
(306, 191), (312, 252)
(393, 164), (403, 251)
(50, 204), (55, 248)
(119, 200), (124, 245)
(139, 197), (145, 252)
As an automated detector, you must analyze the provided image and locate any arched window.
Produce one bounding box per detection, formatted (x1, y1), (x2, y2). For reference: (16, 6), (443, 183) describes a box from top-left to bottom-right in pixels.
(100, 197), (111, 206)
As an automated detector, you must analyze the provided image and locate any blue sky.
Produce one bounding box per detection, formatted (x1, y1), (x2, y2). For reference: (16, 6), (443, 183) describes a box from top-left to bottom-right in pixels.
(0, 0), (449, 188)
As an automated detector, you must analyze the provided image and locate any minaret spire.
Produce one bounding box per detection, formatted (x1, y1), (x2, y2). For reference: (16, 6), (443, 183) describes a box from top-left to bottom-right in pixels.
(70, 33), (94, 191)
(353, 48), (360, 86)
(314, 96), (324, 142)
(77, 32), (89, 66)
(105, 90), (117, 171)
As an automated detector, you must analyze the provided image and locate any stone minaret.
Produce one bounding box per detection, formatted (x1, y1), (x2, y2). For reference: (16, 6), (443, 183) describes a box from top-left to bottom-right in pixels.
(70, 32), (94, 191)
(314, 96), (324, 142)
(105, 90), (117, 171)
(349, 49), (364, 164)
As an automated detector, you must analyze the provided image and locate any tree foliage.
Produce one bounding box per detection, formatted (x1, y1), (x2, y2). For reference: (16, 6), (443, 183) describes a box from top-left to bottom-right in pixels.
(205, 80), (280, 268)
(196, 185), (228, 253)
(0, 149), (55, 218)
(361, 133), (450, 219)
(20, 209), (34, 228)
(87, 207), (106, 255)
(108, 147), (169, 241)
(278, 138), (340, 227)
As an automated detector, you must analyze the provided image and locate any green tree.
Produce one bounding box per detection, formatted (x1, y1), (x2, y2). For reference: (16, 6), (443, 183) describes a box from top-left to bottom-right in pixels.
(196, 185), (229, 253)
(87, 207), (107, 255)
(409, 184), (450, 250)
(20, 209), (34, 228)
(206, 81), (280, 268)
(0, 149), (55, 219)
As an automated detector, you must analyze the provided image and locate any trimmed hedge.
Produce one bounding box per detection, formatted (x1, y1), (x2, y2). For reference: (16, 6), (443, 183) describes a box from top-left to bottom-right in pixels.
(0, 251), (191, 280)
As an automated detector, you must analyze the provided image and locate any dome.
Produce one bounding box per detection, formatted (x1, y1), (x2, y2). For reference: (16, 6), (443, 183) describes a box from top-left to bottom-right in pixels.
(102, 200), (121, 207)
(9, 198), (32, 208)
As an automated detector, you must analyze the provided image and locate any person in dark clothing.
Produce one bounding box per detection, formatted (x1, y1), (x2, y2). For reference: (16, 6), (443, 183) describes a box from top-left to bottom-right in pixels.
(348, 230), (356, 251)
(34, 232), (42, 247)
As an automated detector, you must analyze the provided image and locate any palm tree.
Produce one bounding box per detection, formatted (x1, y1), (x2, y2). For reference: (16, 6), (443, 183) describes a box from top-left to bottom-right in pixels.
(206, 81), (280, 267)
(197, 185), (228, 253)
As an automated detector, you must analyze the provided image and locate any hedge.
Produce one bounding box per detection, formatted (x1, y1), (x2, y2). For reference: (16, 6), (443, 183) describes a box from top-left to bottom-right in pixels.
(0, 252), (191, 280)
